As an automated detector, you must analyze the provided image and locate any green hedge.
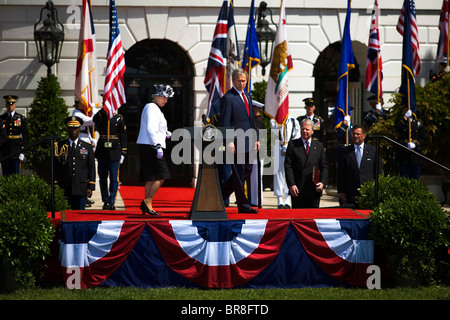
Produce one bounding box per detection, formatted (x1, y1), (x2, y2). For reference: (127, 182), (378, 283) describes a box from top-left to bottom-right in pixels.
(0, 174), (69, 291)
(358, 175), (450, 286)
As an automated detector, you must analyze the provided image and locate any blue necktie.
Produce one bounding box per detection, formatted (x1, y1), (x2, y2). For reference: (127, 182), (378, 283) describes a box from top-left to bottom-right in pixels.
(356, 145), (362, 168)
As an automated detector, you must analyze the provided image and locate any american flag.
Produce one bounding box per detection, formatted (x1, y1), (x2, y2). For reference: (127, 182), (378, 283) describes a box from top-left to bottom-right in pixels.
(397, 0), (421, 76)
(437, 0), (449, 61)
(365, 0), (383, 97)
(102, 0), (126, 119)
(204, 0), (228, 118)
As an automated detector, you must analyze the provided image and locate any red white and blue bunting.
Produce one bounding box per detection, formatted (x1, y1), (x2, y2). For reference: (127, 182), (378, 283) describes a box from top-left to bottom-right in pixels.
(59, 219), (373, 288)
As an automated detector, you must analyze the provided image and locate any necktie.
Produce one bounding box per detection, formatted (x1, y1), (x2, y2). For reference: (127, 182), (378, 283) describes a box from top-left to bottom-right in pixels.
(306, 141), (310, 154)
(242, 92), (250, 116)
(356, 145), (362, 168)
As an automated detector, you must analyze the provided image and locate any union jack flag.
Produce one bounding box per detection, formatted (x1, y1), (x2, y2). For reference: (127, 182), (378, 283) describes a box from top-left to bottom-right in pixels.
(365, 0), (383, 97)
(397, 0), (421, 76)
(437, 0), (449, 61)
(204, 0), (228, 118)
(102, 0), (126, 119)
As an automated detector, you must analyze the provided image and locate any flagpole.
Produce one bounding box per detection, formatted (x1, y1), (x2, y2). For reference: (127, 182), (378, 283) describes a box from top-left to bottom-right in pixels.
(407, 74), (412, 143)
(376, 51), (380, 103)
(247, 59), (252, 92)
(447, 3), (450, 72)
(345, 67), (349, 146)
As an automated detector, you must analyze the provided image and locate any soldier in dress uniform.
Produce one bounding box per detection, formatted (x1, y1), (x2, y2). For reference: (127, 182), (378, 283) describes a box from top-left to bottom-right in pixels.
(1, 95), (29, 176)
(296, 98), (325, 144)
(430, 56), (448, 83)
(363, 95), (387, 129)
(395, 108), (427, 181)
(54, 116), (96, 210)
(93, 107), (127, 210)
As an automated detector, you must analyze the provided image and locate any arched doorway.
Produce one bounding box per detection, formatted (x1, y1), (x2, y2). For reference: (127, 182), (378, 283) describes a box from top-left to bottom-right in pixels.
(313, 41), (362, 186)
(119, 39), (194, 186)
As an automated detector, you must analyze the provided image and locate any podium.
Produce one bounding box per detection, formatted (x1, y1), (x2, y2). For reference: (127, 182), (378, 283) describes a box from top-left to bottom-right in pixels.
(188, 124), (228, 220)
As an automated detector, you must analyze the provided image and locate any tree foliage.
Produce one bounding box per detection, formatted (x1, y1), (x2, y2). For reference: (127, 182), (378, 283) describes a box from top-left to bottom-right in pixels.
(25, 74), (69, 179)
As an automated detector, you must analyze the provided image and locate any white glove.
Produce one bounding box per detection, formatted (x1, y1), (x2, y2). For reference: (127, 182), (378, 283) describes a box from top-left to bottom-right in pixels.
(19, 153), (25, 161)
(270, 119), (280, 129)
(344, 115), (351, 123)
(407, 142), (416, 149)
(405, 110), (412, 118)
(120, 155), (125, 164)
(281, 145), (287, 155)
(156, 148), (164, 159)
(166, 131), (172, 139)
(376, 103), (382, 110)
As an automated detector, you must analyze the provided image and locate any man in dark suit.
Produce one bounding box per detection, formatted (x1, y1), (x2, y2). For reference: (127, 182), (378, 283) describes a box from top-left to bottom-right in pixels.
(54, 116), (96, 210)
(93, 108), (127, 210)
(1, 95), (29, 176)
(219, 68), (259, 213)
(285, 118), (328, 208)
(337, 124), (380, 207)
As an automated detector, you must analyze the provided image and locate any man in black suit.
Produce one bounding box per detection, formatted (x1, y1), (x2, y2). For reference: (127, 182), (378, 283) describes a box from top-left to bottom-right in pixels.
(93, 108), (127, 210)
(337, 125), (380, 207)
(1, 95), (29, 176)
(54, 116), (96, 210)
(285, 118), (328, 208)
(219, 68), (259, 213)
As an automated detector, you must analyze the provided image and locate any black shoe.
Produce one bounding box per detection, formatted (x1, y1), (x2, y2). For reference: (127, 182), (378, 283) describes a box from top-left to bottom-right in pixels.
(140, 201), (161, 215)
(283, 204), (291, 209)
(102, 203), (110, 210)
(277, 204), (284, 209)
(239, 207), (258, 214)
(87, 199), (95, 205)
(109, 203), (116, 210)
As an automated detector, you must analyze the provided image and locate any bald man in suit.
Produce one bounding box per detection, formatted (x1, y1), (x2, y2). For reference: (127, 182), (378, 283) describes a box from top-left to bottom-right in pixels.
(285, 118), (328, 208)
(219, 68), (259, 213)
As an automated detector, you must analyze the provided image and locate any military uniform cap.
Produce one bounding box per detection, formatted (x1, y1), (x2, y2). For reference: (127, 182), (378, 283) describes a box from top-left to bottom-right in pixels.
(303, 98), (315, 106)
(367, 95), (378, 102)
(65, 116), (84, 128)
(3, 95), (18, 104)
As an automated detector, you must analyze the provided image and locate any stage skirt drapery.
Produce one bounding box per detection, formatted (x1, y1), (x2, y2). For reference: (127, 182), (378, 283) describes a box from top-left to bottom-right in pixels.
(59, 219), (374, 289)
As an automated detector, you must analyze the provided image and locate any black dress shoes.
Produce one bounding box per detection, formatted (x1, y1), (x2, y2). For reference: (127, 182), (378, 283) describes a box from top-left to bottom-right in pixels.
(239, 207), (258, 214)
(140, 201), (161, 216)
(102, 202), (116, 210)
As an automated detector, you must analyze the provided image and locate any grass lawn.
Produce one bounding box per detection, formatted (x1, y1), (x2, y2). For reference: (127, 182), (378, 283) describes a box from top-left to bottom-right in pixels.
(1, 286), (450, 300)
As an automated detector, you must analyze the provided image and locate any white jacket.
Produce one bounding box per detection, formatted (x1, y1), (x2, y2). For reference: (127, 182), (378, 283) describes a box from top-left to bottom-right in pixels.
(136, 102), (168, 148)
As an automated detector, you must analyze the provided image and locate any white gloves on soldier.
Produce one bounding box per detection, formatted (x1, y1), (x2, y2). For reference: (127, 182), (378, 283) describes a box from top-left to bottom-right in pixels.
(407, 142), (416, 149)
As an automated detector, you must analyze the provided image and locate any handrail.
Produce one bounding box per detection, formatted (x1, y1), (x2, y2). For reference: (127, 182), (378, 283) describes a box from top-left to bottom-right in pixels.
(1, 136), (61, 218)
(369, 135), (450, 207)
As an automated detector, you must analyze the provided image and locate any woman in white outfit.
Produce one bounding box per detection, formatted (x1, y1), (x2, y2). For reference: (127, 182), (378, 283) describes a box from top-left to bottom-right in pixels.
(136, 84), (174, 215)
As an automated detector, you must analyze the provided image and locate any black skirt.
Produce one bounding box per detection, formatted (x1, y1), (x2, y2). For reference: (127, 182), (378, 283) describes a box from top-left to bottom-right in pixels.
(139, 144), (171, 182)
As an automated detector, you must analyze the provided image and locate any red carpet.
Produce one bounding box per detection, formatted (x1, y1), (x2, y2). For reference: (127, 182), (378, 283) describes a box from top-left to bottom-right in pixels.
(61, 186), (370, 221)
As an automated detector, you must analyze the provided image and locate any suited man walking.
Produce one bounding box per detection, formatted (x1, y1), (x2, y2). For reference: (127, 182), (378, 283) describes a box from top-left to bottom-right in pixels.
(219, 68), (259, 213)
(337, 125), (380, 207)
(285, 118), (328, 208)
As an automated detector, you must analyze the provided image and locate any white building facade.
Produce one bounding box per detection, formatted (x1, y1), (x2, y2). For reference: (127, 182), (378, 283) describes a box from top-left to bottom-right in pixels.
(0, 0), (443, 184)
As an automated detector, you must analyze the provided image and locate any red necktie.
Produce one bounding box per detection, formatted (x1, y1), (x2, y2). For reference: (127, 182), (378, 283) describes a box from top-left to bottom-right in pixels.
(242, 92), (250, 116)
(306, 141), (310, 154)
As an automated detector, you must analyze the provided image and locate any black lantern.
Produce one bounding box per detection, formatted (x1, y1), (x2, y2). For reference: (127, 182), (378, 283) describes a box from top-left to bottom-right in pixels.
(34, 1), (64, 76)
(256, 1), (277, 76)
